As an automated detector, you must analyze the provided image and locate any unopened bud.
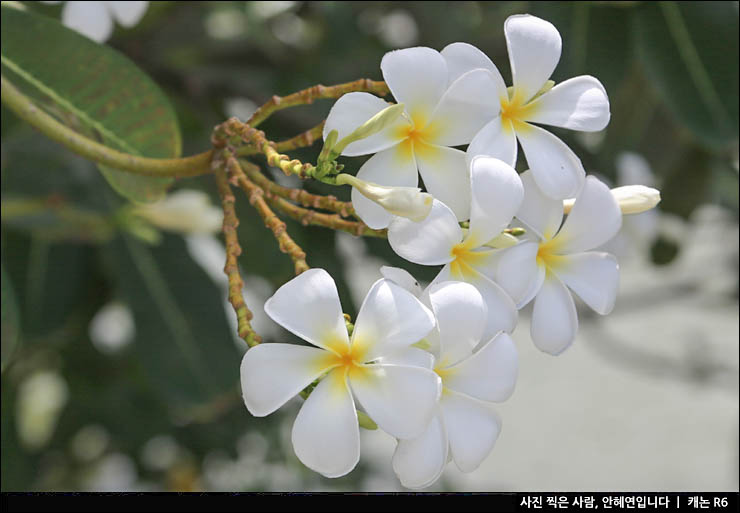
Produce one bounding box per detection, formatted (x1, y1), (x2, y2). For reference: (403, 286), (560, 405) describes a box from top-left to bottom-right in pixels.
(132, 190), (223, 234)
(331, 103), (405, 157)
(336, 174), (433, 222)
(485, 232), (519, 249)
(563, 185), (661, 215)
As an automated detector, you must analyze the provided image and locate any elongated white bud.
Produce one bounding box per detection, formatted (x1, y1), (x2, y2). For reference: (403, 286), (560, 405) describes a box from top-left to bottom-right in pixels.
(563, 185), (661, 215)
(331, 103), (405, 157)
(336, 174), (433, 222)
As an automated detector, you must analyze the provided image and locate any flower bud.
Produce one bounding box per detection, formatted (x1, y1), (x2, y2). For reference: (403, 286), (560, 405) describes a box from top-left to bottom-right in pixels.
(563, 185), (661, 215)
(331, 103), (405, 157)
(132, 190), (223, 234)
(336, 174), (433, 222)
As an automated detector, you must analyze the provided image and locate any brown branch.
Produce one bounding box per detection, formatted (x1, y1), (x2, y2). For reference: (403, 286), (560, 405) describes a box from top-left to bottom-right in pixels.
(233, 162), (385, 238)
(213, 164), (261, 347)
(240, 159), (356, 219)
(275, 121), (326, 152)
(221, 151), (310, 275)
(247, 79), (389, 127)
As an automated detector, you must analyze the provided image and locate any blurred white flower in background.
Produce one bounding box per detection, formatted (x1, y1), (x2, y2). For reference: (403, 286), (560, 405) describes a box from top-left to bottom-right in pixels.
(71, 424), (110, 462)
(16, 370), (69, 450)
(42, 1), (149, 43)
(88, 301), (136, 354)
(132, 190), (223, 236)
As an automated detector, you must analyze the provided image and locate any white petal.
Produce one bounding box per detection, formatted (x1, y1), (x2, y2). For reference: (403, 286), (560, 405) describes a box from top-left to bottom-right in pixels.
(428, 281), (486, 367)
(551, 252), (619, 315)
(443, 332), (518, 402)
(377, 347), (435, 369)
(264, 269), (349, 353)
(106, 1), (148, 27)
(450, 266), (518, 340)
(351, 144), (418, 229)
(516, 123), (585, 200)
(240, 343), (336, 417)
(505, 14), (562, 104)
(441, 389), (501, 473)
(441, 42), (506, 93)
(63, 1), (113, 42)
(292, 369), (360, 478)
(381, 47), (448, 125)
(495, 241), (544, 308)
(415, 144), (470, 220)
(427, 69), (501, 147)
(380, 266), (423, 297)
(515, 170), (563, 240)
(388, 199), (461, 266)
(352, 279), (435, 362)
(392, 412), (448, 489)
(350, 364), (441, 439)
(526, 76), (610, 131)
(323, 92), (408, 157)
(466, 117), (518, 168)
(531, 272), (578, 355)
(466, 156), (523, 248)
(552, 176), (622, 253)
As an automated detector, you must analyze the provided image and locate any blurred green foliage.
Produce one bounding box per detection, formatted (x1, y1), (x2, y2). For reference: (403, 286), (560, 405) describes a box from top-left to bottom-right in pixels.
(1, 1), (738, 491)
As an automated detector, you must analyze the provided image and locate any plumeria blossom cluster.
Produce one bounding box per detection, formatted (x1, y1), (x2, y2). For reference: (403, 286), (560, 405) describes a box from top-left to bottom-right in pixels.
(239, 14), (661, 488)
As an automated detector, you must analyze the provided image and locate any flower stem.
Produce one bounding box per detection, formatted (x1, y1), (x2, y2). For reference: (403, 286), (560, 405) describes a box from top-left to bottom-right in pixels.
(221, 152), (310, 275)
(247, 79), (389, 127)
(0, 75), (213, 178)
(238, 161), (386, 238)
(213, 165), (262, 347)
(240, 159), (356, 218)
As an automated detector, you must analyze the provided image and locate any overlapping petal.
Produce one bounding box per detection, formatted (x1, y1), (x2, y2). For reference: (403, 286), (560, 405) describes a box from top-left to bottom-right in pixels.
(495, 241), (545, 308)
(505, 14), (562, 104)
(427, 69), (501, 147)
(550, 252), (619, 315)
(291, 368), (360, 478)
(392, 412), (448, 489)
(441, 389), (502, 473)
(466, 117), (518, 168)
(515, 170), (563, 240)
(379, 266), (423, 297)
(240, 343), (337, 417)
(350, 364), (442, 439)
(517, 123), (585, 200)
(526, 76), (610, 131)
(552, 176), (622, 253)
(352, 279), (435, 362)
(381, 47), (448, 124)
(466, 156), (524, 248)
(415, 144), (470, 220)
(441, 42), (507, 96)
(428, 282), (487, 367)
(323, 92), (409, 157)
(442, 333), (518, 402)
(531, 272), (578, 355)
(351, 145), (419, 229)
(264, 269), (349, 353)
(388, 200), (461, 266)
(458, 267), (518, 339)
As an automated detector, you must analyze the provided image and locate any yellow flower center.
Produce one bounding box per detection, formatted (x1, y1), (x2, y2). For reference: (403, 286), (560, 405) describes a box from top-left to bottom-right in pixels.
(499, 90), (537, 132)
(449, 240), (488, 280)
(322, 337), (370, 384)
(536, 238), (566, 271)
(395, 111), (440, 160)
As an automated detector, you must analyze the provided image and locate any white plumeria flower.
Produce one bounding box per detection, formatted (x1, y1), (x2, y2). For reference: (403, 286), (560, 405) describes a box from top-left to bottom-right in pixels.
(323, 47), (501, 228)
(495, 172), (622, 355)
(442, 14), (610, 200)
(240, 269), (441, 478)
(43, 1), (149, 43)
(388, 282), (518, 489)
(132, 190), (223, 235)
(388, 156), (522, 340)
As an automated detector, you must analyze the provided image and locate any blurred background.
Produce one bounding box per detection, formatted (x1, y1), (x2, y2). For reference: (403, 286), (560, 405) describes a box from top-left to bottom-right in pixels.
(1, 1), (738, 492)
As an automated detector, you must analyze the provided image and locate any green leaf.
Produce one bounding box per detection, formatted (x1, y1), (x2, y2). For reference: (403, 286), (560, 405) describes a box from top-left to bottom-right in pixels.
(1, 263), (21, 373)
(0, 5), (182, 203)
(632, 1), (739, 149)
(104, 233), (241, 408)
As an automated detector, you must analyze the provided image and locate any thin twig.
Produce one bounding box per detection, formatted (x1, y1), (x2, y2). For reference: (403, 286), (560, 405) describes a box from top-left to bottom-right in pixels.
(213, 164), (261, 347)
